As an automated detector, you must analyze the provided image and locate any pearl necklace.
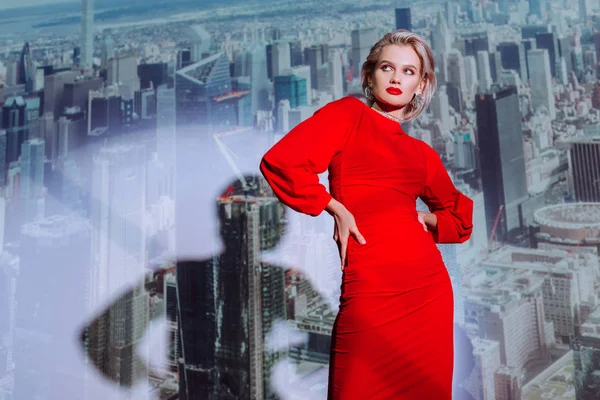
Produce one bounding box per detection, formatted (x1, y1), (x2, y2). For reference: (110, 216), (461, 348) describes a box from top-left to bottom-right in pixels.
(370, 104), (405, 124)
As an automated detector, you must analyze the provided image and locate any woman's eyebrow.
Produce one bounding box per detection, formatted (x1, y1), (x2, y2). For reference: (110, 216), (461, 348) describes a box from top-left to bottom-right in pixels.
(379, 60), (417, 69)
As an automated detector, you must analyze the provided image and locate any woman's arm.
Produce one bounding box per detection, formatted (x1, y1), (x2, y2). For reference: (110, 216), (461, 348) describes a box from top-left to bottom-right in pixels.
(419, 145), (474, 244)
(259, 97), (359, 216)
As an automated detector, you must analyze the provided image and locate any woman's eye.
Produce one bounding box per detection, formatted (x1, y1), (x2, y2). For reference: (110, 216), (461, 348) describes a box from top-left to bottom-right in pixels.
(382, 65), (392, 71)
(405, 69), (414, 75)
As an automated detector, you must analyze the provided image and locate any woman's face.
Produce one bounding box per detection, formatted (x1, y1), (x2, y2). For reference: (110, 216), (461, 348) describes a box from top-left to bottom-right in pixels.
(368, 44), (425, 109)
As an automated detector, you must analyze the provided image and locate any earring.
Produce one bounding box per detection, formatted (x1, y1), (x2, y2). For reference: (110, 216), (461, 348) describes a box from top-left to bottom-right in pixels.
(364, 85), (375, 101)
(413, 93), (424, 108)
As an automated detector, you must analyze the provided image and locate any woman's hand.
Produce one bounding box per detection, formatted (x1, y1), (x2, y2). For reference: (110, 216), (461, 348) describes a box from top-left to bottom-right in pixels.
(326, 198), (366, 271)
(417, 211), (437, 232)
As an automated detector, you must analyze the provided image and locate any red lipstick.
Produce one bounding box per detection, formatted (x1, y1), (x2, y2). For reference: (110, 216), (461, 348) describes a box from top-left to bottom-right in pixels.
(386, 87), (402, 95)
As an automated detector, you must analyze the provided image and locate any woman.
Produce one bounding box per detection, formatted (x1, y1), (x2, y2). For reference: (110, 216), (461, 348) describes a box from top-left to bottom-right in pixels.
(260, 30), (473, 399)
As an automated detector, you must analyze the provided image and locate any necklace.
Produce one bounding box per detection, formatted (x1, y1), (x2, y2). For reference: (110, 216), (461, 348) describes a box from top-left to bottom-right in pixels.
(370, 104), (404, 124)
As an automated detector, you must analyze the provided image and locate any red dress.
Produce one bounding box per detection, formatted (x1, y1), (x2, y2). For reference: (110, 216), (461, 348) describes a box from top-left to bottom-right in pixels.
(260, 96), (473, 399)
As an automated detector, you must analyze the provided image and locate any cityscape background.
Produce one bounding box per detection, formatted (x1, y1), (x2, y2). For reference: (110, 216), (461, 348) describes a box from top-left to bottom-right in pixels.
(0, 0), (600, 399)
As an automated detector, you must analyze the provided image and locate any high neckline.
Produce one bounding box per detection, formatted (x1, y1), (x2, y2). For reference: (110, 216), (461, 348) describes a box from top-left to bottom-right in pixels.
(360, 100), (406, 135)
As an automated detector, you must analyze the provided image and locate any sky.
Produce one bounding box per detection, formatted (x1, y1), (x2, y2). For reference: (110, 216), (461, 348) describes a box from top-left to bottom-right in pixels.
(0, 0), (78, 10)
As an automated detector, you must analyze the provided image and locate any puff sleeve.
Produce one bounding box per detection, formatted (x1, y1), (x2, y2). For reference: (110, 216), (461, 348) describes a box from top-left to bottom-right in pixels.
(419, 145), (474, 244)
(259, 97), (357, 217)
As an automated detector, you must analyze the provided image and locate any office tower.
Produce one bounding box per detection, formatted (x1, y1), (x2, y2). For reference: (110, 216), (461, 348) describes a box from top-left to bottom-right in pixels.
(18, 42), (34, 92)
(579, 0), (588, 20)
(266, 41), (291, 80)
(177, 181), (287, 399)
(329, 50), (344, 100)
(186, 24), (211, 63)
(564, 137), (600, 202)
(497, 42), (529, 82)
(444, 1), (456, 29)
(395, 8), (412, 31)
(80, 0), (94, 68)
(88, 87), (123, 136)
(535, 32), (559, 78)
(476, 51), (493, 93)
(13, 215), (91, 399)
(528, 49), (556, 119)
(464, 55), (478, 99)
(459, 32), (489, 57)
(85, 143), (149, 388)
(176, 53), (238, 130)
(137, 63), (168, 90)
(43, 70), (79, 118)
(454, 131), (477, 170)
(432, 11), (451, 62)
(107, 52), (140, 95)
(101, 35), (114, 68)
(289, 39), (303, 67)
(19, 139), (45, 222)
(1, 96), (27, 173)
(274, 75), (307, 110)
(447, 50), (468, 100)
(558, 36), (574, 78)
(0, 130), (6, 187)
(528, 0), (546, 19)
(351, 28), (378, 79)
(476, 86), (528, 242)
(305, 45), (324, 90)
(62, 77), (103, 114)
(431, 84), (450, 128)
(234, 40), (271, 115)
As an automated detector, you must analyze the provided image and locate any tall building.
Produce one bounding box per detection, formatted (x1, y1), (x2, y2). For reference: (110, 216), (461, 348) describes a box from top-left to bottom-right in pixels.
(535, 32), (559, 79)
(528, 49), (556, 119)
(579, 0), (588, 20)
(497, 42), (529, 82)
(351, 28), (378, 79)
(564, 137), (600, 202)
(177, 179), (287, 399)
(13, 215), (91, 399)
(19, 139), (45, 222)
(395, 8), (412, 31)
(476, 86), (528, 242)
(80, 0), (94, 68)
(476, 51), (493, 93)
(176, 53), (237, 130)
(266, 41), (291, 80)
(186, 24), (211, 63)
(274, 75), (307, 110)
(84, 143), (149, 387)
(447, 50), (468, 100)
(305, 45), (324, 90)
(234, 41), (270, 115)
(2, 96), (28, 174)
(18, 42), (34, 92)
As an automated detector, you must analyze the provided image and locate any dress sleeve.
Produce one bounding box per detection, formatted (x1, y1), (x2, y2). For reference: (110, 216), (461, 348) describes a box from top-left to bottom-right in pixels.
(419, 145), (474, 244)
(259, 97), (357, 217)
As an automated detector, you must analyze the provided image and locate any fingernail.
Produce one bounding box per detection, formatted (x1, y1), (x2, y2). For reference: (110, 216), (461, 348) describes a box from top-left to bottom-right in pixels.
(360, 239), (366, 244)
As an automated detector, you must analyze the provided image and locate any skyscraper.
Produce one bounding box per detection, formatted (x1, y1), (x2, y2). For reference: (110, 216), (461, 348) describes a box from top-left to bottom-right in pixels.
(476, 86), (528, 242)
(85, 143), (149, 387)
(395, 8), (412, 31)
(564, 137), (600, 202)
(351, 28), (378, 79)
(80, 0), (94, 68)
(528, 48), (556, 119)
(535, 32), (559, 79)
(476, 51), (493, 93)
(177, 180), (287, 399)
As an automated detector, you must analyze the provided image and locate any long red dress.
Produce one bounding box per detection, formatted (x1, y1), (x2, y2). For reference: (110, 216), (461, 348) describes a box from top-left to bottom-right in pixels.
(259, 96), (473, 399)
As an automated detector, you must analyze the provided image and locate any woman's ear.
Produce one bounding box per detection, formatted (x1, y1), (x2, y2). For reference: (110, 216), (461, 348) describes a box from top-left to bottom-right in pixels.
(418, 77), (427, 94)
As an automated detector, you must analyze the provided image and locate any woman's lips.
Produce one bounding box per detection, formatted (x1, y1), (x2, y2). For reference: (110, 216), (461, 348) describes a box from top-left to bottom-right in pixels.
(386, 87), (402, 95)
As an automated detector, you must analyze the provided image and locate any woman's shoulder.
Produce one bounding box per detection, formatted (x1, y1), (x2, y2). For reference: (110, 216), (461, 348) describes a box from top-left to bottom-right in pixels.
(317, 96), (366, 116)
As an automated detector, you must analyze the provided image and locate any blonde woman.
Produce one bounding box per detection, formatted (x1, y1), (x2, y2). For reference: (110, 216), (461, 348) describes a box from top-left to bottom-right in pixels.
(260, 30), (473, 399)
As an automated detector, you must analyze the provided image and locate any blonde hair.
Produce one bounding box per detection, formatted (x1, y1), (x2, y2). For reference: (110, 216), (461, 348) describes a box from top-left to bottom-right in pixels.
(360, 29), (437, 121)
